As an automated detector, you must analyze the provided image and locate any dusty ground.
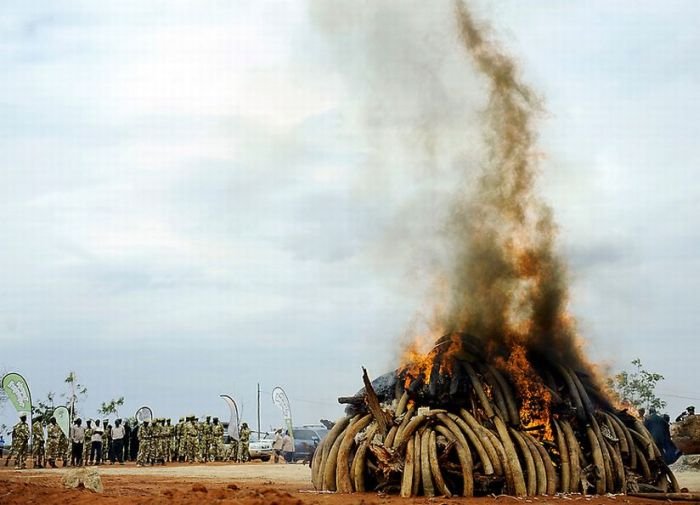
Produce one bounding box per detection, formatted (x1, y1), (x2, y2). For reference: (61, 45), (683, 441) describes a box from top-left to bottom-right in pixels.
(0, 461), (699, 505)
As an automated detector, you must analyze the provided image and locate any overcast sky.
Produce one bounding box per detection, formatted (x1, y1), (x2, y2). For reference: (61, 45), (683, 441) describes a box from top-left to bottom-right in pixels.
(1, 1), (699, 432)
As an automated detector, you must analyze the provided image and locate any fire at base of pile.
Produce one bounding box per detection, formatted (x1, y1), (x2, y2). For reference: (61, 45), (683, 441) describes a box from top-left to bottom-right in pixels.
(312, 335), (678, 497)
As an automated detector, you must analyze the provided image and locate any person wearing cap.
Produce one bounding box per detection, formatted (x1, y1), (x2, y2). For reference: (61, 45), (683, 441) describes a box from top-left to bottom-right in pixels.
(676, 406), (695, 423)
(237, 422), (251, 463)
(211, 417), (224, 461)
(9, 414), (30, 469)
(136, 420), (150, 467)
(31, 415), (45, 468)
(184, 416), (198, 463)
(46, 416), (62, 468)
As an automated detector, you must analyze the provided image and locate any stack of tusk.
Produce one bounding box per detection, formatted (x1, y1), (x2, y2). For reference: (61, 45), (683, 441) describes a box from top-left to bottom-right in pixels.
(320, 364), (679, 497)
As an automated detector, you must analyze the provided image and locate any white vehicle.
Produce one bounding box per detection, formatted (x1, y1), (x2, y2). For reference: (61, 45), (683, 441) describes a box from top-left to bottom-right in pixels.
(248, 432), (274, 461)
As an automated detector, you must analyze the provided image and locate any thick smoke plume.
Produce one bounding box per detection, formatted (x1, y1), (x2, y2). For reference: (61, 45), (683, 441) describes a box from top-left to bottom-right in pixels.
(310, 0), (592, 376)
(442, 2), (588, 373)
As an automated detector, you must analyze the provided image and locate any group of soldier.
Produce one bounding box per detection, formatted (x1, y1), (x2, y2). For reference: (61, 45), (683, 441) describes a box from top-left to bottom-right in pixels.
(136, 416), (251, 466)
(3, 412), (253, 470)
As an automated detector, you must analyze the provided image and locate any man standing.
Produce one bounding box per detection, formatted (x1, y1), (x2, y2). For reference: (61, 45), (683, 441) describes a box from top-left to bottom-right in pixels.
(31, 415), (45, 468)
(46, 417), (62, 468)
(90, 419), (104, 465)
(644, 407), (668, 453)
(111, 419), (125, 464)
(10, 414), (30, 469)
(238, 422), (251, 463)
(281, 430), (294, 463)
(272, 429), (283, 463)
(70, 418), (85, 467)
(83, 420), (93, 464)
(102, 420), (111, 463)
(136, 420), (150, 467)
(211, 417), (224, 461)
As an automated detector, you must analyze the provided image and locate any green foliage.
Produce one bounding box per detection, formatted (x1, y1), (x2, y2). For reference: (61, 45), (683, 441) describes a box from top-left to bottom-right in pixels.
(31, 391), (56, 421)
(98, 396), (125, 417)
(608, 358), (666, 411)
(62, 371), (88, 417)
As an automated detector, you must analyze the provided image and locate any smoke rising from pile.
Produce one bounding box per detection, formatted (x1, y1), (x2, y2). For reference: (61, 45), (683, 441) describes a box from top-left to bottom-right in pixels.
(310, 1), (590, 374)
(446, 2), (586, 371)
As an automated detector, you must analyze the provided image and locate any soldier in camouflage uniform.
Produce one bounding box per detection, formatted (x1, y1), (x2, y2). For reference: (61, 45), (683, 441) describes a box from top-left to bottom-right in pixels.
(238, 422), (251, 463)
(10, 414), (30, 469)
(31, 416), (45, 468)
(46, 417), (62, 468)
(156, 419), (167, 465)
(83, 420), (93, 465)
(5, 414), (29, 470)
(205, 416), (215, 462)
(211, 417), (224, 461)
(102, 420), (111, 463)
(184, 416), (198, 463)
(196, 417), (205, 463)
(136, 420), (150, 466)
(58, 427), (70, 467)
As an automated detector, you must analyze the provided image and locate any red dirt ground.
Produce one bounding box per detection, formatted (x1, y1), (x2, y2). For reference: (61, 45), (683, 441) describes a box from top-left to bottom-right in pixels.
(0, 462), (697, 505)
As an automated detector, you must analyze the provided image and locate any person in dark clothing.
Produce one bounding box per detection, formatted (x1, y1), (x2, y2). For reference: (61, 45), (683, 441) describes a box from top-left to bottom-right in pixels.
(644, 407), (668, 454)
(123, 421), (132, 462)
(661, 413), (682, 464)
(130, 424), (139, 461)
(676, 406), (695, 423)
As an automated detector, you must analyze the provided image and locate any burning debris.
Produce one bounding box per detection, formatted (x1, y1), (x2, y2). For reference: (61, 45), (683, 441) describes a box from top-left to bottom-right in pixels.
(313, 334), (679, 497)
(312, 0), (679, 497)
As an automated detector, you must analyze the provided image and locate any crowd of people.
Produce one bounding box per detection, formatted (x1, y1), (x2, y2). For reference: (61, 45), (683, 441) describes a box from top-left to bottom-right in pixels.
(3, 412), (255, 470)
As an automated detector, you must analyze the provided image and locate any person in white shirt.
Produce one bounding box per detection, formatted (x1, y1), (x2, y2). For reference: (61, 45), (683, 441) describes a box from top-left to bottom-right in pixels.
(70, 418), (86, 466)
(281, 431), (294, 463)
(90, 419), (104, 465)
(110, 419), (126, 465)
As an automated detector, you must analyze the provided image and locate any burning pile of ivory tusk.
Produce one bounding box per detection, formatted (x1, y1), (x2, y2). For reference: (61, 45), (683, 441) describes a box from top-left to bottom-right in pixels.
(312, 335), (678, 497)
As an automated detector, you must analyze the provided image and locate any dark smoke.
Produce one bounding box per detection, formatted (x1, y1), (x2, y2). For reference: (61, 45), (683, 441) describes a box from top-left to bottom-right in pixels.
(443, 1), (588, 372)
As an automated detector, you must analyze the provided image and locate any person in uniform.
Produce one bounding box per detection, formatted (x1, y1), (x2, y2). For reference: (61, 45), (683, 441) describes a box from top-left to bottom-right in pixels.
(102, 420), (111, 463)
(238, 422), (251, 463)
(10, 414), (30, 469)
(83, 420), (93, 465)
(58, 425), (70, 467)
(185, 416), (198, 463)
(46, 416), (62, 468)
(211, 417), (224, 461)
(136, 420), (150, 466)
(31, 416), (45, 468)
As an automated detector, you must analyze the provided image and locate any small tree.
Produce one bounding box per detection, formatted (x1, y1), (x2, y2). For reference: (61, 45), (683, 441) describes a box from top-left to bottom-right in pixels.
(32, 392), (56, 421)
(608, 358), (666, 412)
(98, 397), (125, 417)
(62, 371), (88, 418)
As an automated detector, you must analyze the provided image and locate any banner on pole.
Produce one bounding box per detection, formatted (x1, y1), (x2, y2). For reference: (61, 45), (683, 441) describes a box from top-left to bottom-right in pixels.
(53, 405), (71, 438)
(271, 386), (294, 439)
(135, 406), (153, 423)
(1, 372), (32, 416)
(220, 395), (240, 441)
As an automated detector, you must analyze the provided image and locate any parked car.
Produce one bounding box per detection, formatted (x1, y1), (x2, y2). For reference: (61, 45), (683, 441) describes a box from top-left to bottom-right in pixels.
(248, 432), (275, 461)
(292, 426), (328, 463)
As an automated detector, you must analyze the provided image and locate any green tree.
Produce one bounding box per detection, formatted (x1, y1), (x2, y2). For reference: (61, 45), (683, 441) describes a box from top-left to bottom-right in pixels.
(98, 396), (125, 417)
(32, 391), (56, 421)
(608, 358), (666, 412)
(62, 371), (88, 418)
